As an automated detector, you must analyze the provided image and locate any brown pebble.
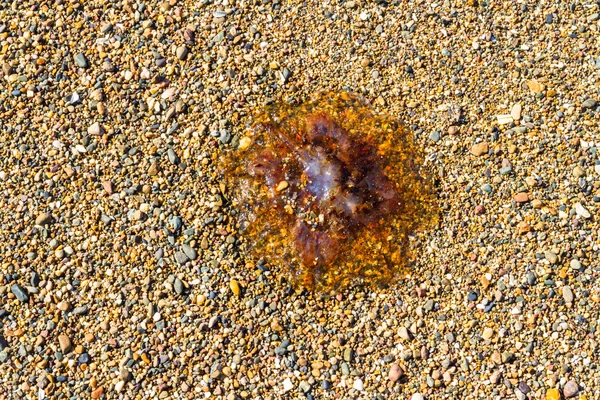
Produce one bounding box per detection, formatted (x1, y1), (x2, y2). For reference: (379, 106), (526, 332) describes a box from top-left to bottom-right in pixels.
(58, 334), (72, 353)
(91, 386), (104, 399)
(471, 142), (488, 156)
(102, 181), (114, 195)
(35, 212), (53, 226)
(448, 125), (459, 135)
(388, 364), (404, 382)
(513, 193), (529, 203)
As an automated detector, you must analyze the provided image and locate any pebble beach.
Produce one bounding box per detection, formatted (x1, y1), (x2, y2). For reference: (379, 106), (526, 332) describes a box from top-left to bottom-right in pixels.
(1, 0), (600, 399)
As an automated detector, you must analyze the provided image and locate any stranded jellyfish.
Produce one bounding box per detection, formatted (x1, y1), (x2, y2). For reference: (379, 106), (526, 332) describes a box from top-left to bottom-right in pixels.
(224, 92), (437, 291)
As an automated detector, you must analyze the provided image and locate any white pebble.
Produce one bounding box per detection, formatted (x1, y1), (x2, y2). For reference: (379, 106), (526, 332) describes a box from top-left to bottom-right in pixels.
(353, 378), (364, 391)
(282, 377), (293, 392)
(575, 203), (591, 219)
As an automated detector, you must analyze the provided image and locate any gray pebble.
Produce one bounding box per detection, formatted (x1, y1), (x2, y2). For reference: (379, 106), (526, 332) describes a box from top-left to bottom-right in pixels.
(299, 380), (311, 393)
(174, 278), (184, 295)
(582, 98), (598, 109)
(74, 53), (89, 68)
(167, 148), (179, 165)
(11, 284), (29, 303)
(174, 251), (189, 265)
(182, 244), (198, 260)
(72, 305), (89, 315)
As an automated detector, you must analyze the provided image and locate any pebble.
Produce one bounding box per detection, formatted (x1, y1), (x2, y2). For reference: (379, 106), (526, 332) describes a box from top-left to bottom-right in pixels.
(514, 193), (529, 203)
(575, 203), (591, 219)
(388, 364), (404, 382)
(582, 98), (597, 109)
(282, 378), (293, 392)
(230, 280), (241, 296)
(74, 53), (89, 68)
(10, 284), (29, 303)
(545, 388), (560, 400)
(182, 244), (198, 260)
(398, 326), (413, 341)
(563, 380), (579, 398)
(562, 286), (574, 303)
(174, 251), (189, 265)
(35, 213), (53, 226)
(511, 103), (522, 120)
(58, 335), (72, 353)
(471, 142), (489, 156)
(353, 378), (364, 391)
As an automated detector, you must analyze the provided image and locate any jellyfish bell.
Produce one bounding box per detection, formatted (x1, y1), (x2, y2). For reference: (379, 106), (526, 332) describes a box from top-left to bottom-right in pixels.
(223, 91), (437, 291)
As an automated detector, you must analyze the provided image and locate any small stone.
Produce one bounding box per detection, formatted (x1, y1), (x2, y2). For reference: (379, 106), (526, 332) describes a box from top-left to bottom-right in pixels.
(511, 103), (522, 120)
(120, 368), (133, 382)
(102, 181), (114, 195)
(517, 221), (531, 234)
(562, 286), (574, 303)
(88, 122), (105, 136)
(167, 148), (179, 165)
(398, 327), (413, 341)
(343, 348), (354, 362)
(527, 79), (544, 93)
(11, 284), (29, 302)
(74, 53), (89, 68)
(282, 378), (293, 392)
(176, 45), (189, 60)
(429, 131), (441, 142)
(514, 193), (529, 203)
(582, 98), (597, 109)
(182, 244), (197, 260)
(545, 251), (558, 264)
(471, 142), (489, 156)
(570, 259), (582, 270)
(482, 327), (494, 340)
(58, 335), (72, 353)
(230, 280), (241, 296)
(299, 380), (311, 393)
(563, 380), (579, 398)
(411, 394), (425, 400)
(72, 306), (89, 315)
(276, 181), (289, 191)
(573, 166), (585, 177)
(490, 370), (502, 384)
(501, 351), (514, 363)
(353, 378), (364, 391)
(35, 213), (53, 226)
(78, 353), (91, 364)
(496, 114), (513, 125)
(545, 388), (560, 400)
(238, 137), (252, 150)
(388, 364), (404, 382)
(518, 382), (531, 394)
(174, 278), (184, 295)
(575, 203), (591, 219)
(91, 387), (104, 399)
(115, 381), (125, 392)
(174, 251), (189, 265)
